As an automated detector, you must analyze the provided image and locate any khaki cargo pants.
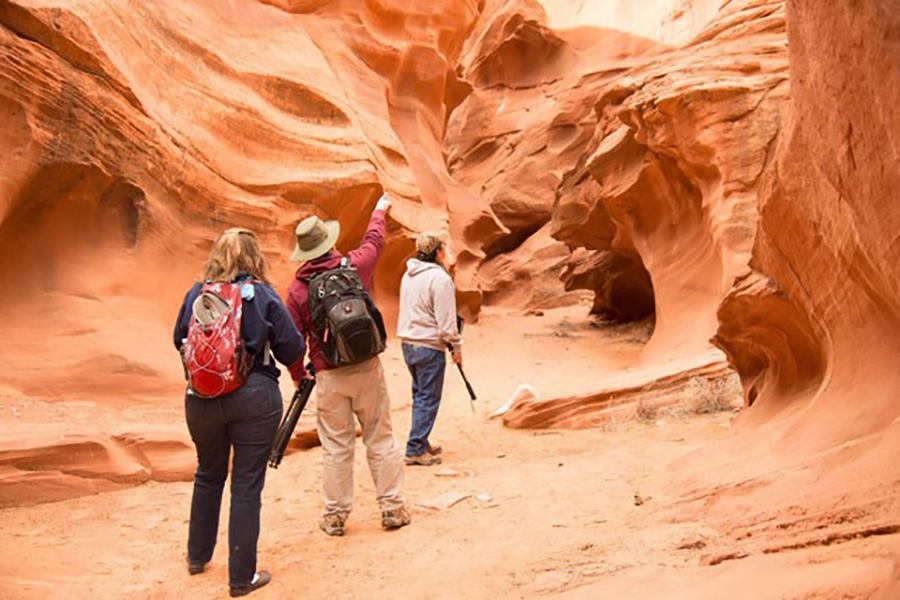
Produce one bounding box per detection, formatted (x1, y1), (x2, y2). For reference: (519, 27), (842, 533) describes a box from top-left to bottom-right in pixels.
(315, 357), (405, 518)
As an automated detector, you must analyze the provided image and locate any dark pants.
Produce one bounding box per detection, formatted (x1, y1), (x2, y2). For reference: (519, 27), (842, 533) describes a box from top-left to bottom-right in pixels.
(402, 343), (447, 457)
(185, 371), (283, 588)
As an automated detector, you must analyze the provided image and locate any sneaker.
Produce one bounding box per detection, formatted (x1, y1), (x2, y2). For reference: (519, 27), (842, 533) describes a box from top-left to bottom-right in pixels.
(230, 570), (271, 597)
(426, 443), (443, 456)
(381, 507), (411, 530)
(405, 453), (442, 466)
(319, 514), (346, 537)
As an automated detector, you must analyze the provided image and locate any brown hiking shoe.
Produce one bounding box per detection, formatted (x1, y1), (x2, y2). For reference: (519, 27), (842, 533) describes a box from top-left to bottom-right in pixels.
(381, 507), (411, 530)
(405, 453), (442, 466)
(319, 514), (346, 537)
(426, 443), (443, 456)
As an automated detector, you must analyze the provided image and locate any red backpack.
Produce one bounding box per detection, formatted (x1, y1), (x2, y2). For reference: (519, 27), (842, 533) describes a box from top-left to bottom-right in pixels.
(181, 282), (253, 398)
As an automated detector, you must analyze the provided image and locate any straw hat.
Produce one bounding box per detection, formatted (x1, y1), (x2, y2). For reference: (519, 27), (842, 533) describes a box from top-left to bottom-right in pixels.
(291, 216), (340, 263)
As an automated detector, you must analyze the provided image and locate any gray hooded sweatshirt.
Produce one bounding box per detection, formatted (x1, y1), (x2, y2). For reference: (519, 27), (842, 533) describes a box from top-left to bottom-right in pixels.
(397, 258), (462, 351)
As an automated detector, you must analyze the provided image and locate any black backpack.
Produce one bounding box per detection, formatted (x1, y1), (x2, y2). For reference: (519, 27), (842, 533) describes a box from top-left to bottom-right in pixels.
(307, 257), (387, 367)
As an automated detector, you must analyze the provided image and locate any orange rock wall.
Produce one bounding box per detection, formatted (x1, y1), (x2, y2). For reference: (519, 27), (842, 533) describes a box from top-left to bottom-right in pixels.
(3, 0), (900, 539)
(0, 0), (492, 400)
(656, 0), (900, 561)
(549, 0), (787, 362)
(715, 0), (900, 453)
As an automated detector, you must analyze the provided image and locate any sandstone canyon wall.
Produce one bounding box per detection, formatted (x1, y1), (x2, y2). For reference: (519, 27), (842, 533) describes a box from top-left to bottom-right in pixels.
(677, 0), (900, 549)
(1, 2), (899, 573)
(0, 0), (766, 410)
(0, 0), (493, 405)
(485, 0), (789, 428)
(0, 0), (497, 504)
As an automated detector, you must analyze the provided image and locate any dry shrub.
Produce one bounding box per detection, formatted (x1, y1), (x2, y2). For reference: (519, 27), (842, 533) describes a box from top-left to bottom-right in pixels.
(635, 399), (659, 422)
(596, 317), (655, 344)
(682, 373), (743, 414)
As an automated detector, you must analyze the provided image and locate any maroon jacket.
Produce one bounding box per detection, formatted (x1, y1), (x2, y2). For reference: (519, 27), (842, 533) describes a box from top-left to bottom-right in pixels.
(286, 210), (386, 381)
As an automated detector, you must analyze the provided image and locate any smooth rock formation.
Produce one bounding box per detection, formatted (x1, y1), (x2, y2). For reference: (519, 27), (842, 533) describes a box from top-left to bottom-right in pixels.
(2, 9), (899, 594)
(0, 427), (194, 507)
(497, 0), (788, 425)
(552, 0), (788, 363)
(679, 0), (900, 549)
(446, 0), (669, 312)
(502, 350), (730, 429)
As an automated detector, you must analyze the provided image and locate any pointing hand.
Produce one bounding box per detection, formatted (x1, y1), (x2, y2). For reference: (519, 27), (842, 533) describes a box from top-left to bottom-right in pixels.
(375, 193), (392, 214)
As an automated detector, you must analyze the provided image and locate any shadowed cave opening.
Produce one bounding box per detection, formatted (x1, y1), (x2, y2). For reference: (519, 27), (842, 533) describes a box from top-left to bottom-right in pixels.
(0, 163), (145, 298)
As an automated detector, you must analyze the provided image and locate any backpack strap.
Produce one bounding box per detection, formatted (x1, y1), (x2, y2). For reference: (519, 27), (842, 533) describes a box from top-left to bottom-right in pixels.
(236, 279), (272, 366)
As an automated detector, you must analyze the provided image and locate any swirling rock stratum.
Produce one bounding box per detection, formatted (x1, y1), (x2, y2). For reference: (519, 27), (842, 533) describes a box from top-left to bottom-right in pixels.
(682, 0), (900, 547)
(0, 0), (487, 503)
(2, 4), (900, 574)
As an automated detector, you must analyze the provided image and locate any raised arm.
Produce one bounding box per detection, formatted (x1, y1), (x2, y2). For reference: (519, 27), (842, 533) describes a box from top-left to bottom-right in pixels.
(348, 194), (390, 287)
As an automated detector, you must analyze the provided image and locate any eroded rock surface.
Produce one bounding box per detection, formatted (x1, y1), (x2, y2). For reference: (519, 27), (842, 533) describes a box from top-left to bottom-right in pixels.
(0, 428), (194, 507)
(495, 0), (789, 426)
(2, 8), (900, 594)
(683, 0), (900, 553)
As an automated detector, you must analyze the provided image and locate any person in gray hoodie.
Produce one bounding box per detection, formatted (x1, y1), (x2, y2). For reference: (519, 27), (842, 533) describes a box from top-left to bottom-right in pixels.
(397, 232), (463, 466)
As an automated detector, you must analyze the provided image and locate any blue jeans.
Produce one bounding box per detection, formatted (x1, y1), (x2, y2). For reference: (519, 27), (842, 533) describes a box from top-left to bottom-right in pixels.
(402, 343), (446, 457)
(184, 371), (283, 588)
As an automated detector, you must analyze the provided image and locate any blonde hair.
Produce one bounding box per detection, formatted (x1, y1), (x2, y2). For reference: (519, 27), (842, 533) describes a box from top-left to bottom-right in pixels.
(202, 228), (270, 283)
(416, 230), (448, 255)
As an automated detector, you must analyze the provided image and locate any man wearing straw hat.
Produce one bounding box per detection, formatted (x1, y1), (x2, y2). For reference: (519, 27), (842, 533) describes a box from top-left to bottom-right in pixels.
(285, 193), (409, 537)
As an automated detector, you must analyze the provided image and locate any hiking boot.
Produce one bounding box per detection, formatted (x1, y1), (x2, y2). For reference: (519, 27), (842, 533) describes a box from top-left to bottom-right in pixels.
(186, 554), (206, 575)
(405, 453), (442, 466)
(230, 571), (271, 597)
(319, 513), (346, 537)
(426, 443), (443, 456)
(381, 507), (411, 530)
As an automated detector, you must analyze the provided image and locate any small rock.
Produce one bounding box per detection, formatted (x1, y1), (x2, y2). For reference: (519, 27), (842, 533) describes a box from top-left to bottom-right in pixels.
(475, 493), (492, 502)
(12, 407), (21, 417)
(496, 453), (507, 459)
(434, 469), (460, 478)
(676, 539), (707, 551)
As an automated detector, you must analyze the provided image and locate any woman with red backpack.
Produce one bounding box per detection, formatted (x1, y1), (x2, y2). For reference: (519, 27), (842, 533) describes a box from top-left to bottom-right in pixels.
(173, 227), (303, 597)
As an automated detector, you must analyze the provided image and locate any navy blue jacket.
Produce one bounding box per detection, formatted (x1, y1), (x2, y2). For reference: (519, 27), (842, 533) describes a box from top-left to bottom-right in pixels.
(174, 280), (304, 382)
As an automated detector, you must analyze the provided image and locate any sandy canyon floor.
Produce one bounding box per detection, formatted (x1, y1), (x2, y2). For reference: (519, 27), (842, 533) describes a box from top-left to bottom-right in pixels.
(1, 305), (895, 599)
